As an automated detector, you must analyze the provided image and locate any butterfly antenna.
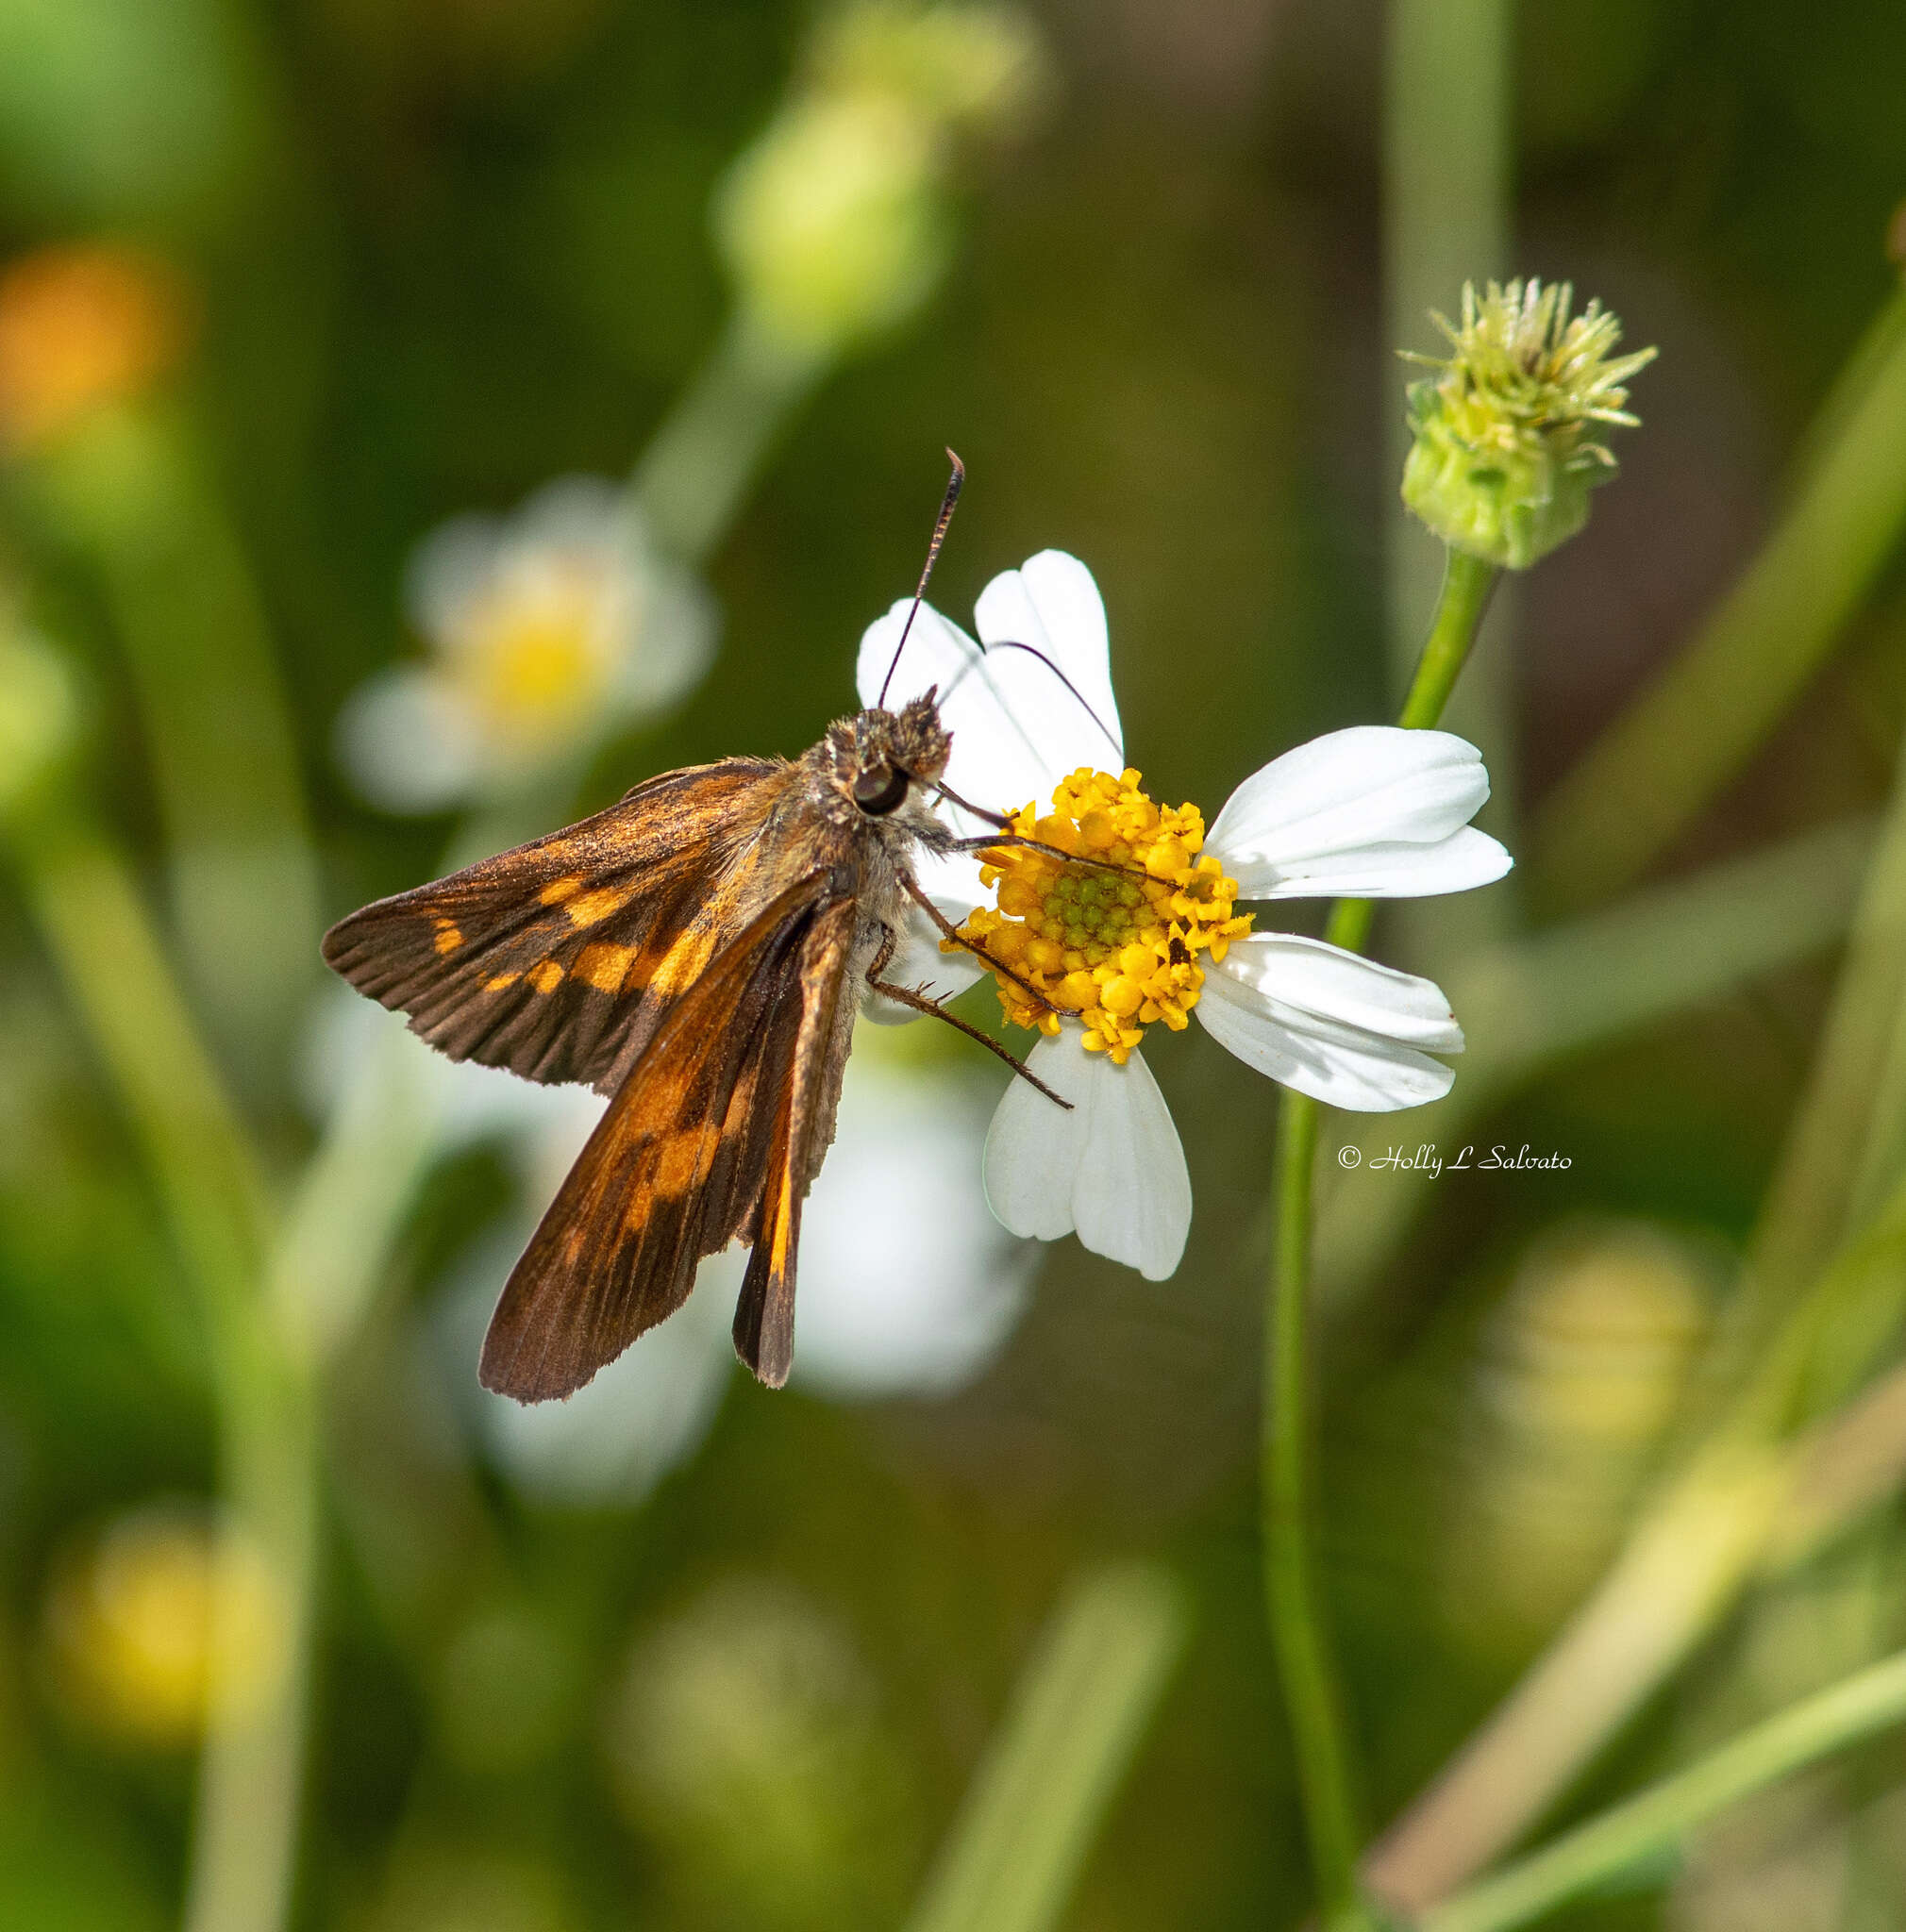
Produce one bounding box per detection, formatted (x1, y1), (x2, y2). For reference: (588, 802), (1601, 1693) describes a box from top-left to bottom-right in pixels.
(878, 449), (964, 709)
(947, 637), (1123, 760)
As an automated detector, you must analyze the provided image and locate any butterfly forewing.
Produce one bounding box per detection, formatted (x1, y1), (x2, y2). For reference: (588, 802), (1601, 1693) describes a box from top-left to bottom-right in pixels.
(321, 758), (791, 1093)
(476, 878), (858, 1401)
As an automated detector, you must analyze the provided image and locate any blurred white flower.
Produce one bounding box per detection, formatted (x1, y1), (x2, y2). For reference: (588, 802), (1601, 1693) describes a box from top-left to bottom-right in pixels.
(860, 550), (1512, 1279)
(790, 1040), (1031, 1399)
(442, 1225), (739, 1510)
(337, 477), (713, 813)
(306, 991), (1027, 1505)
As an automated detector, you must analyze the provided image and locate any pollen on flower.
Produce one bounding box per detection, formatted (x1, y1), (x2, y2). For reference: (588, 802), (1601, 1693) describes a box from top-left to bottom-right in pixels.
(952, 767), (1252, 1064)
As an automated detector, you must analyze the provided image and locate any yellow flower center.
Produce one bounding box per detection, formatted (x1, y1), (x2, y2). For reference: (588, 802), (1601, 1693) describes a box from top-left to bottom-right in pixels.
(453, 561), (617, 753)
(952, 767), (1253, 1065)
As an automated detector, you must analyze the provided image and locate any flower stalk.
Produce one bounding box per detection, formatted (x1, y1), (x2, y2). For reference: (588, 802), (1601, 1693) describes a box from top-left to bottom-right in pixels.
(1418, 1645), (1906, 1932)
(3, 794), (316, 1932)
(1263, 546), (1500, 1929)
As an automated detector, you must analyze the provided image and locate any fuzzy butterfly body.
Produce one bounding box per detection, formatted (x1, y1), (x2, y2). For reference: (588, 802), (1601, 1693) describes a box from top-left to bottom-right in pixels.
(323, 696), (971, 1399)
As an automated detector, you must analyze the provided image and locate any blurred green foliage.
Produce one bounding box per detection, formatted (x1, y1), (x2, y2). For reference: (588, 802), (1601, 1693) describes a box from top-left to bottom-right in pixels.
(2, 3), (1906, 1930)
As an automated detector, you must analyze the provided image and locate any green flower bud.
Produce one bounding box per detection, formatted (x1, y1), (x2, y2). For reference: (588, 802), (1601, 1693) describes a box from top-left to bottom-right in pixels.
(0, 619), (82, 823)
(715, 92), (945, 356)
(1400, 278), (1656, 570)
(715, 3), (1045, 357)
(812, 1), (1045, 129)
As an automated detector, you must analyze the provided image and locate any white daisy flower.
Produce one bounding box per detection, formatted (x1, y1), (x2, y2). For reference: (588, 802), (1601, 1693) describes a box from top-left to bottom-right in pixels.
(337, 477), (714, 814)
(857, 550), (1512, 1281)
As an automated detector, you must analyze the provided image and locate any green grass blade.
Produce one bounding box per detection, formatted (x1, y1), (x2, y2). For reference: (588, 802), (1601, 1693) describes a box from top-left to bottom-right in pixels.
(904, 1564), (1188, 1932)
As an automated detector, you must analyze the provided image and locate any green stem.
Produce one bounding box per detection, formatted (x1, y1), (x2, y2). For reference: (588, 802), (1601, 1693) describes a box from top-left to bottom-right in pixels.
(6, 808), (314, 1932)
(182, 1356), (320, 1932)
(1328, 550), (1499, 959)
(629, 313), (827, 567)
(1265, 1091), (1366, 1924)
(1418, 1647), (1906, 1932)
(33, 403), (324, 1067)
(1263, 546), (1499, 1929)
(1398, 550), (1501, 729)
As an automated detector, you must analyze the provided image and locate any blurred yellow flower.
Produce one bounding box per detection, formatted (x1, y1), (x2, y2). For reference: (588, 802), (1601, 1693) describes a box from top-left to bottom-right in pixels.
(42, 1505), (288, 1749)
(1443, 1223), (1714, 1654)
(0, 243), (187, 453)
(336, 478), (713, 813)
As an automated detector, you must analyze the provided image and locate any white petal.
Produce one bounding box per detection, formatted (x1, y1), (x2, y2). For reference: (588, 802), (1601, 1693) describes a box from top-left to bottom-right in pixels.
(856, 596), (977, 713)
(1238, 824), (1513, 900)
(404, 512), (505, 654)
(970, 550), (1122, 760)
(514, 473), (627, 545)
(856, 552), (1125, 821)
(982, 1032), (1190, 1280)
(613, 541), (719, 719)
(333, 667), (482, 813)
(862, 900), (986, 1024)
(1209, 726), (1498, 899)
(1196, 935), (1463, 1111)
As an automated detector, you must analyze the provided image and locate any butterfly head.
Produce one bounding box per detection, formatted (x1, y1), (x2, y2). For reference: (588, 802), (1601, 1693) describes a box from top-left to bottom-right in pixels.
(824, 689), (951, 824)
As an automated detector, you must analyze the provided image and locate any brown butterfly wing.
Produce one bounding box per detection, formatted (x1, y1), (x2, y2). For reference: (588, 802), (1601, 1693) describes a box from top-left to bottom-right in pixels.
(320, 757), (792, 1093)
(477, 882), (860, 1401)
(730, 891), (861, 1387)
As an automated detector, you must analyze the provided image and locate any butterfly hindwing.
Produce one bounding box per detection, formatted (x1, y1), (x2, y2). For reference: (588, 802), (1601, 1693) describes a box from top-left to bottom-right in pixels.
(320, 757), (792, 1093)
(731, 891), (860, 1386)
(476, 880), (860, 1401)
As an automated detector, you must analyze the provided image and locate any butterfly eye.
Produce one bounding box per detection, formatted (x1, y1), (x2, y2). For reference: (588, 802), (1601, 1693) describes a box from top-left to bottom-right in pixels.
(852, 763), (910, 816)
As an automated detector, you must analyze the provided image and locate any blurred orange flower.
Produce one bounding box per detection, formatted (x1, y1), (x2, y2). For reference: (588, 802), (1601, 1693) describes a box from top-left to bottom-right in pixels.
(0, 242), (188, 452)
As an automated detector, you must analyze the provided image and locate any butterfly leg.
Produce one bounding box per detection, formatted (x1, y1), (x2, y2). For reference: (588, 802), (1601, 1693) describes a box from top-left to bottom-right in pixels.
(946, 832), (1141, 879)
(900, 874), (1061, 1017)
(930, 781), (1137, 874)
(931, 779), (1012, 828)
(866, 926), (1071, 1110)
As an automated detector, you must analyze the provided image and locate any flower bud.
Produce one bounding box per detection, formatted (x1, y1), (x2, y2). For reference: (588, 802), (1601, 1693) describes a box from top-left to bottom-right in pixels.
(0, 243), (187, 453)
(715, 92), (945, 356)
(1400, 278), (1655, 570)
(714, 3), (1045, 357)
(812, 1), (1045, 129)
(0, 619), (82, 824)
